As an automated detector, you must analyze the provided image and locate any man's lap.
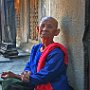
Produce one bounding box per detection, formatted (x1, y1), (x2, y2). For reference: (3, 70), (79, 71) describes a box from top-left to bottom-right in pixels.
(2, 78), (34, 90)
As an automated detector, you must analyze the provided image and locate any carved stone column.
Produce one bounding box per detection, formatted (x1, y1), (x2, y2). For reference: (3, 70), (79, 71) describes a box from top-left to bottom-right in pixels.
(0, 0), (18, 58)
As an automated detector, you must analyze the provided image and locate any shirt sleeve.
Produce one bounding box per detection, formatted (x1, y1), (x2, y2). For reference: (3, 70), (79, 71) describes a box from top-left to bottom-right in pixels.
(30, 48), (66, 85)
(24, 45), (36, 71)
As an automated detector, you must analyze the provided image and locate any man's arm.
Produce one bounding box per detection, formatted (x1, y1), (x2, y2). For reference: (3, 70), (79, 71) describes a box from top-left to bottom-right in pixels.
(29, 49), (65, 85)
(1, 71), (21, 80)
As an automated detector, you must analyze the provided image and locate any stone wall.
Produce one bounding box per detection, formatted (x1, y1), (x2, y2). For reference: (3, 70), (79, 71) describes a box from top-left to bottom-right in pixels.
(39, 0), (85, 90)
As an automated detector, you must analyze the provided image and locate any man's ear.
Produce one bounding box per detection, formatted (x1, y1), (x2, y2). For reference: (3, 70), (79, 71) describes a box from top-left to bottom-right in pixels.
(36, 26), (39, 32)
(55, 29), (60, 36)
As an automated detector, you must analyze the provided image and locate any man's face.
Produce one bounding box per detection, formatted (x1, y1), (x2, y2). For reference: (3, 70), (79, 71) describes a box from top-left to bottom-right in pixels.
(38, 18), (58, 39)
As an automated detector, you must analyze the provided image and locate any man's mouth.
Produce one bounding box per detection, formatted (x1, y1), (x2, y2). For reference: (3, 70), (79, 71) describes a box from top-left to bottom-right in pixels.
(42, 31), (48, 34)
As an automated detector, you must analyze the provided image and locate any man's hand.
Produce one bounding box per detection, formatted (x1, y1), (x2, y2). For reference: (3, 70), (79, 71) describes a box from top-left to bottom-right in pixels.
(1, 71), (20, 79)
(21, 71), (31, 82)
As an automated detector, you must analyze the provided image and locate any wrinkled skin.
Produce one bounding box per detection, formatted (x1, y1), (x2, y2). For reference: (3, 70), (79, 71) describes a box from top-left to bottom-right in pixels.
(36, 17), (60, 49)
(1, 71), (31, 82)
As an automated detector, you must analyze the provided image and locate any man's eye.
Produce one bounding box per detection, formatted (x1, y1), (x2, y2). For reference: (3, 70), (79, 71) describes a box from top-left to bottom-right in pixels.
(47, 25), (53, 28)
(41, 24), (45, 28)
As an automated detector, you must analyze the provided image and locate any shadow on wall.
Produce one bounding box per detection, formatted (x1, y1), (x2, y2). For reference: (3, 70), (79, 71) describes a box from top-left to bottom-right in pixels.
(60, 16), (76, 90)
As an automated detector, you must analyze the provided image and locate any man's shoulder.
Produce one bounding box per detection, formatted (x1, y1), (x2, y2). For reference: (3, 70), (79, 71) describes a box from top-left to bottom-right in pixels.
(33, 43), (42, 48)
(31, 43), (42, 51)
(47, 48), (64, 60)
(48, 48), (64, 56)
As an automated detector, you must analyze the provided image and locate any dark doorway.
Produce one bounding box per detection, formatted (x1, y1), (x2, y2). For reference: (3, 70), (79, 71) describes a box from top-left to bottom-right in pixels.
(0, 1), (2, 43)
(83, 0), (90, 90)
(0, 12), (2, 43)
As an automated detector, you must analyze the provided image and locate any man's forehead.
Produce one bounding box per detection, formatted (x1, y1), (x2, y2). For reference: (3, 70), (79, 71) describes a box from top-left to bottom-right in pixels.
(39, 17), (58, 27)
(40, 17), (57, 23)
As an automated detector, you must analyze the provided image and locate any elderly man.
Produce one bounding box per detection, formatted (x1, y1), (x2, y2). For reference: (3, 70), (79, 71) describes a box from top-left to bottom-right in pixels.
(1, 16), (70, 90)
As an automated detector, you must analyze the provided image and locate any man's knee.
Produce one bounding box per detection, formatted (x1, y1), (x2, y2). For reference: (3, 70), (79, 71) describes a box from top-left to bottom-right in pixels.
(2, 78), (34, 90)
(2, 78), (21, 90)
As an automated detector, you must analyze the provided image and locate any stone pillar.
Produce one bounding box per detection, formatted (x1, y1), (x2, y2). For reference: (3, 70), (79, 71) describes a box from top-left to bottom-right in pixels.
(22, 0), (30, 43)
(0, 0), (18, 57)
(1, 0), (5, 43)
(39, 0), (85, 90)
(3, 0), (16, 44)
(50, 0), (85, 90)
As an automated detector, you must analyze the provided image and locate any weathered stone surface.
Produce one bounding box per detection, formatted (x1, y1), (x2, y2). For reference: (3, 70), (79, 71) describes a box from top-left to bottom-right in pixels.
(39, 0), (85, 90)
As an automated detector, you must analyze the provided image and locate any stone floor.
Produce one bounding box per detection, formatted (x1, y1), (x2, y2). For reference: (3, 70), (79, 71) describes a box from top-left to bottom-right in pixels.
(0, 54), (30, 90)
